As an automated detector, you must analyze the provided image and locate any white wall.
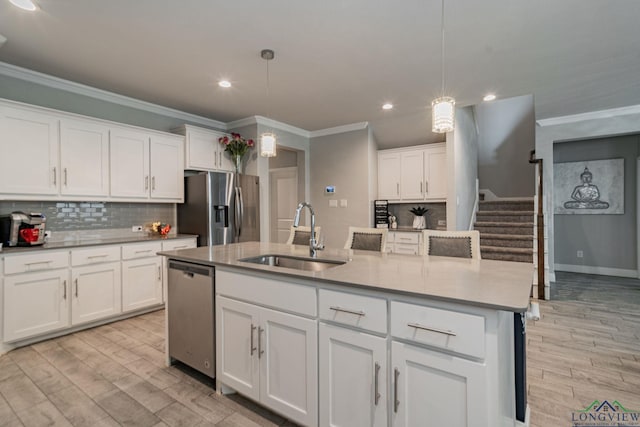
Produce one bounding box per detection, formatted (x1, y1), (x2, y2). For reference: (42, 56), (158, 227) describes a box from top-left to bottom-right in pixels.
(476, 95), (535, 197)
(536, 105), (640, 284)
(310, 127), (376, 248)
(447, 106), (479, 230)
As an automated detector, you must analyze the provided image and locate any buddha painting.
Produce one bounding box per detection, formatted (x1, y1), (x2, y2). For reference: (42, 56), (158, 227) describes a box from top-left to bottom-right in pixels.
(564, 167), (610, 209)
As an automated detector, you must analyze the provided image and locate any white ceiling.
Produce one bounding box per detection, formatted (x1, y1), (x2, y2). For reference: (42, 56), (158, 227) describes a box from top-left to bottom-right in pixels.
(1, 0), (639, 149)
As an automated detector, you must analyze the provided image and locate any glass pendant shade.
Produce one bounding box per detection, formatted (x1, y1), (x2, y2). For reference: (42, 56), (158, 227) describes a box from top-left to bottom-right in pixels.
(431, 96), (455, 133)
(260, 133), (277, 157)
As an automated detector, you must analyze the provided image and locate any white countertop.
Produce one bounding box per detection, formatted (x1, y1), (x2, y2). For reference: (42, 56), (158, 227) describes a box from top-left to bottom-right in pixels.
(159, 242), (533, 312)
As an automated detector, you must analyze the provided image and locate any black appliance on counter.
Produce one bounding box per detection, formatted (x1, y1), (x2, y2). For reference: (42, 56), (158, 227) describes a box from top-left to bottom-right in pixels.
(374, 200), (389, 228)
(0, 211), (46, 246)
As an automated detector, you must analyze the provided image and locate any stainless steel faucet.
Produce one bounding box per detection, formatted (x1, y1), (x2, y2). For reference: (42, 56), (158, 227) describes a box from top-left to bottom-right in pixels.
(293, 202), (324, 257)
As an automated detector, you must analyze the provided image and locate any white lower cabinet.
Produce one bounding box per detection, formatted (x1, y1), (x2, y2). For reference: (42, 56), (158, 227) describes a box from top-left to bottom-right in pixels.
(217, 296), (318, 427)
(122, 242), (164, 312)
(390, 341), (487, 427)
(319, 323), (387, 427)
(3, 269), (69, 342)
(71, 262), (122, 325)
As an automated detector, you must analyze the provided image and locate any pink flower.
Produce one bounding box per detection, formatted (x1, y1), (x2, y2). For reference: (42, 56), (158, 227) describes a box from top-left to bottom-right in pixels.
(218, 136), (229, 145)
(247, 139), (255, 147)
(232, 133), (241, 140)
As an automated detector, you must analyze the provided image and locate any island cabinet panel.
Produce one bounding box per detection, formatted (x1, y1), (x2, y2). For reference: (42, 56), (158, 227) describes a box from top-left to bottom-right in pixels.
(0, 104), (59, 197)
(319, 323), (387, 427)
(217, 295), (318, 427)
(390, 341), (487, 427)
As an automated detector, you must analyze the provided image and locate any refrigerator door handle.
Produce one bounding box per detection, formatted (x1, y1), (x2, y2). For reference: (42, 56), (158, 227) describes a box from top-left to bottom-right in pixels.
(236, 186), (244, 238)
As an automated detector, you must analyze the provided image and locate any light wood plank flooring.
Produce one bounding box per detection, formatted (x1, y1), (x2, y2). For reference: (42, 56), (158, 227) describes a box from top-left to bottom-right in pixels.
(0, 271), (638, 426)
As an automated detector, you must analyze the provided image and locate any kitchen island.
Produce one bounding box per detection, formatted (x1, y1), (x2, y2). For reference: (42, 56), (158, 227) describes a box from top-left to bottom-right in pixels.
(160, 242), (533, 427)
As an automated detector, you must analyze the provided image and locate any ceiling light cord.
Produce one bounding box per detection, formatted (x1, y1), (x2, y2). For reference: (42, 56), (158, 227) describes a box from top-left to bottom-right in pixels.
(440, 0), (445, 97)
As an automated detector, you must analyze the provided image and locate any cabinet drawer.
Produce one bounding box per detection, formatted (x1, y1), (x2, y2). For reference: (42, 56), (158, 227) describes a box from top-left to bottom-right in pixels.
(162, 238), (197, 251)
(4, 250), (68, 274)
(319, 289), (387, 334)
(393, 243), (419, 255)
(393, 233), (420, 245)
(391, 301), (485, 359)
(217, 269), (316, 317)
(71, 245), (121, 266)
(122, 242), (162, 260)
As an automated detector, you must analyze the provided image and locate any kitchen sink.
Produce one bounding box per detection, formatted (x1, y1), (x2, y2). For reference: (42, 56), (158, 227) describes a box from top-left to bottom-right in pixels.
(239, 254), (347, 271)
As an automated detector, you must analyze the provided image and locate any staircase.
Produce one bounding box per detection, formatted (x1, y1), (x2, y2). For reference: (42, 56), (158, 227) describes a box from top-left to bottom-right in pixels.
(475, 199), (534, 263)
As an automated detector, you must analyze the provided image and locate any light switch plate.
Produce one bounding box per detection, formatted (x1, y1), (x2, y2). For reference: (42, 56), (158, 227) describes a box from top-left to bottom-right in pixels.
(339, 199), (348, 208)
(329, 199), (338, 208)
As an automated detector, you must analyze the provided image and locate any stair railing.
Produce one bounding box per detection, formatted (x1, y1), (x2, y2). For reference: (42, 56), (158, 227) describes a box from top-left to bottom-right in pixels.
(529, 150), (545, 300)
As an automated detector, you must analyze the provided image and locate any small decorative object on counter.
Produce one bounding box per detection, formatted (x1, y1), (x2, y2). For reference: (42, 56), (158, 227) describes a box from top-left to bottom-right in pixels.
(151, 222), (172, 236)
(409, 206), (429, 229)
(389, 214), (398, 229)
(218, 132), (255, 174)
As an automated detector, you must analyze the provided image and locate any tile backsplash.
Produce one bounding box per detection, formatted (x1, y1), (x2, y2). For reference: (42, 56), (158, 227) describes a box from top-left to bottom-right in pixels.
(388, 202), (446, 229)
(0, 201), (175, 232)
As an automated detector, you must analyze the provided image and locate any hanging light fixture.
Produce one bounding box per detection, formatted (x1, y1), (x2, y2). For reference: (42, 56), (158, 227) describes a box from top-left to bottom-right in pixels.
(432, 0), (455, 133)
(260, 49), (277, 157)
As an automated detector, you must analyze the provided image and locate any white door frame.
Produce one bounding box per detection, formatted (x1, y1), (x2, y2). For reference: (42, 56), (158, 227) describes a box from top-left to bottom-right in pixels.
(269, 166), (299, 243)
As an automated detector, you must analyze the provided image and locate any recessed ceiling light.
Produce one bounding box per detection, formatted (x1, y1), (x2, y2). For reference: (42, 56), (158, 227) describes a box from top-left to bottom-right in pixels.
(9, 0), (37, 11)
(218, 80), (232, 88)
(483, 94), (496, 102)
(382, 103), (393, 110)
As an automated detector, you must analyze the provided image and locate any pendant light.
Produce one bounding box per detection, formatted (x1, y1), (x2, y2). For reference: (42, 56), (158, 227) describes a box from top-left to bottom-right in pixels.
(432, 0), (455, 133)
(260, 49), (277, 157)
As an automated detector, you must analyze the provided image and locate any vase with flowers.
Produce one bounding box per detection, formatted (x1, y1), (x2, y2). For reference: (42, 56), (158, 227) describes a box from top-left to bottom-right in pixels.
(218, 133), (255, 174)
(409, 206), (429, 230)
(151, 221), (172, 236)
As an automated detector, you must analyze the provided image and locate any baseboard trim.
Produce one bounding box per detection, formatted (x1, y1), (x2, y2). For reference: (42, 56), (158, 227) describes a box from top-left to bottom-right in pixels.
(554, 264), (638, 278)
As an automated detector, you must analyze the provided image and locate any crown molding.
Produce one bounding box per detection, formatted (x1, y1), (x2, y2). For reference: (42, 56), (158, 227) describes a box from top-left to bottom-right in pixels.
(537, 104), (640, 127)
(309, 122), (369, 138)
(226, 115), (312, 138)
(0, 61), (227, 129)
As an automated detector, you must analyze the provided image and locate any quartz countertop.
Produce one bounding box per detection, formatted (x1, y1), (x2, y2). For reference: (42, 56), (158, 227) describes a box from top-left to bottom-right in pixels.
(159, 242), (533, 312)
(0, 234), (198, 254)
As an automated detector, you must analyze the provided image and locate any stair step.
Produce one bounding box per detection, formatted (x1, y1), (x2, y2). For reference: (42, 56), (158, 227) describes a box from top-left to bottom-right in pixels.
(474, 222), (534, 236)
(480, 237), (533, 249)
(481, 245), (533, 262)
(479, 200), (534, 212)
(476, 211), (534, 223)
(480, 233), (534, 241)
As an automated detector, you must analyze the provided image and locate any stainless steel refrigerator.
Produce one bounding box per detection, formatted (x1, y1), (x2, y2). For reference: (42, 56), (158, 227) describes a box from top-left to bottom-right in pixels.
(177, 172), (260, 246)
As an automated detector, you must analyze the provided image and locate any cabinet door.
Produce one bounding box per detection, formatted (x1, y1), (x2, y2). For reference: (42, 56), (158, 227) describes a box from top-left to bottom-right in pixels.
(319, 323), (387, 427)
(216, 296), (261, 401)
(122, 257), (163, 312)
(60, 119), (110, 197)
(378, 152), (401, 200)
(0, 105), (59, 196)
(110, 128), (150, 198)
(3, 269), (69, 342)
(185, 128), (218, 170)
(400, 151), (424, 200)
(391, 341), (487, 427)
(71, 262), (122, 325)
(260, 307), (318, 427)
(424, 146), (447, 200)
(150, 134), (184, 200)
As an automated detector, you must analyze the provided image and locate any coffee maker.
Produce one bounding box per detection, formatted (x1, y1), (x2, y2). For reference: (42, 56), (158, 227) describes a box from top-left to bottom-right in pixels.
(0, 212), (47, 246)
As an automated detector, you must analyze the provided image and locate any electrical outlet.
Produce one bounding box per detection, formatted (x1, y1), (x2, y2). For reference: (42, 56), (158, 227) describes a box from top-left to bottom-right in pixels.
(132, 225), (143, 232)
(44, 230), (52, 238)
(438, 220), (446, 226)
(577, 250), (583, 258)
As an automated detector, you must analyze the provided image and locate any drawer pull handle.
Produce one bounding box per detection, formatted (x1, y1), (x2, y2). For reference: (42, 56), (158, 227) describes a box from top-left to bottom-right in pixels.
(393, 368), (400, 413)
(88, 254), (108, 259)
(24, 260), (53, 266)
(329, 306), (365, 317)
(173, 245), (187, 250)
(374, 362), (381, 405)
(250, 324), (257, 356)
(135, 250), (152, 254)
(407, 322), (457, 336)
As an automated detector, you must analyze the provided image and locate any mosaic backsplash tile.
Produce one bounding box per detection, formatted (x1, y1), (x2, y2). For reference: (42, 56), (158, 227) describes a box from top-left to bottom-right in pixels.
(0, 201), (175, 232)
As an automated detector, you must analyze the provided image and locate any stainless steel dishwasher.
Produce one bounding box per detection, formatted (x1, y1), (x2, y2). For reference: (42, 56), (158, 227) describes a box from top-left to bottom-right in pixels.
(167, 260), (215, 378)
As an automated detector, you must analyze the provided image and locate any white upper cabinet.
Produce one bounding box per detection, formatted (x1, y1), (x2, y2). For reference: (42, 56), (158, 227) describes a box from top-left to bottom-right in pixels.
(377, 143), (447, 202)
(110, 127), (184, 202)
(176, 124), (234, 172)
(377, 152), (401, 200)
(110, 127), (150, 199)
(60, 119), (110, 197)
(0, 104), (59, 196)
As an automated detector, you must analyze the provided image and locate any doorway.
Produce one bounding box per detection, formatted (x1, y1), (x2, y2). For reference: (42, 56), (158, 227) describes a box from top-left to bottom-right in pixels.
(270, 167), (298, 243)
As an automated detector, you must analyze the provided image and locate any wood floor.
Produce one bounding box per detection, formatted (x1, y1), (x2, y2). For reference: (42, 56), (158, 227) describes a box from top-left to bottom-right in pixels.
(0, 271), (638, 426)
